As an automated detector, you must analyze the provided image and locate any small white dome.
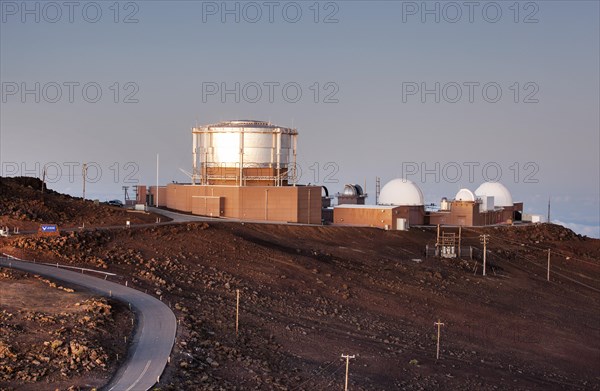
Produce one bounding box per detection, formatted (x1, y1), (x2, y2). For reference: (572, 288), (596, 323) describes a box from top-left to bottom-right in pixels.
(378, 179), (424, 206)
(475, 182), (513, 207)
(455, 188), (476, 202)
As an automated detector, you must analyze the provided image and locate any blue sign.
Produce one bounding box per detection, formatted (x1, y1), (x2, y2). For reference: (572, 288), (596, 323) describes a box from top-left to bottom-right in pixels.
(40, 224), (58, 232)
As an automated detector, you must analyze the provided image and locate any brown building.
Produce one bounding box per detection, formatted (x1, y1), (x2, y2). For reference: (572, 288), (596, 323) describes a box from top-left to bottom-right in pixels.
(334, 204), (424, 230)
(160, 183), (321, 224)
(427, 201), (522, 226)
(148, 186), (168, 207)
(135, 120), (322, 224)
(427, 185), (523, 226)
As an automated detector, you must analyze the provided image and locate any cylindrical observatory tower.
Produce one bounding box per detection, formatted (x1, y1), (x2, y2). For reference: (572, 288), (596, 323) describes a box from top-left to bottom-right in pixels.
(192, 120), (298, 186)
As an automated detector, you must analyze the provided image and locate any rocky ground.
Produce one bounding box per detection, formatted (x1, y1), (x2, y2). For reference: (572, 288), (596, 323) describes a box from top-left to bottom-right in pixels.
(0, 268), (133, 391)
(0, 177), (163, 231)
(1, 176), (599, 390)
(1, 220), (599, 390)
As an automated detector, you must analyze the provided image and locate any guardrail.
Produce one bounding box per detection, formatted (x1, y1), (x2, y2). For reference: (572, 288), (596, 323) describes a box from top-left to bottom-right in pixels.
(1, 253), (118, 277)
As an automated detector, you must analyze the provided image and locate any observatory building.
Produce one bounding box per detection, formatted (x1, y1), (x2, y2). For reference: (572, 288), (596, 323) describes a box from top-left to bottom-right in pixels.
(192, 120), (297, 186)
(140, 120), (321, 224)
(333, 179), (426, 230)
(428, 181), (523, 226)
(134, 120), (526, 229)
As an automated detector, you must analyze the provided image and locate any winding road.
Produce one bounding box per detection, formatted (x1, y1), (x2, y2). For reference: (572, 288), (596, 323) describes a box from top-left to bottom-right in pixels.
(0, 257), (177, 391)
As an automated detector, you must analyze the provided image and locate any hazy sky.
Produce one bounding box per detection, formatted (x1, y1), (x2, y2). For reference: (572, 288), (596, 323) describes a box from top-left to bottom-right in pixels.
(1, 1), (598, 237)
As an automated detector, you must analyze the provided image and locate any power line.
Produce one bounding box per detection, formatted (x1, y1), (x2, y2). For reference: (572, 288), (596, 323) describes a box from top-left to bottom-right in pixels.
(290, 360), (340, 391)
(321, 363), (347, 390)
(491, 244), (600, 292)
(461, 226), (599, 267)
(491, 249), (600, 294)
(460, 226), (600, 292)
(490, 236), (599, 267)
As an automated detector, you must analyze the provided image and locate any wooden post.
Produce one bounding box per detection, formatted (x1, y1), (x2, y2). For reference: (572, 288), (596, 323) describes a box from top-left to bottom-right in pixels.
(458, 226), (462, 258)
(483, 239), (487, 276)
(341, 354), (355, 391)
(236, 289), (240, 336)
(480, 235), (489, 276)
(547, 249), (551, 281)
(434, 319), (444, 360)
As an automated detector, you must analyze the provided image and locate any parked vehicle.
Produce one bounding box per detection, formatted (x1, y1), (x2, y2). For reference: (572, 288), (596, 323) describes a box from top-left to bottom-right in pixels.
(107, 199), (124, 207)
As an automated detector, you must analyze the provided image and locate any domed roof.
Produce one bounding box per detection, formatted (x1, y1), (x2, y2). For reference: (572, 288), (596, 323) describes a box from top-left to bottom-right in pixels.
(475, 182), (513, 207)
(378, 179), (424, 206)
(454, 188), (476, 202)
(342, 184), (363, 197)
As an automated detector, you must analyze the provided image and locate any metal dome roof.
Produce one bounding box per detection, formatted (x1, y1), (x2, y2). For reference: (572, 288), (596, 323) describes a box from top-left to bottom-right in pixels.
(342, 184), (364, 197)
(454, 188), (476, 202)
(378, 178), (424, 206)
(474, 182), (513, 207)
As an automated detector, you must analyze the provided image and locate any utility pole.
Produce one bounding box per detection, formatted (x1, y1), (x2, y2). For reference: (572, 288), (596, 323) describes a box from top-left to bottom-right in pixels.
(434, 319), (444, 360)
(156, 154), (159, 207)
(341, 354), (355, 391)
(547, 249), (551, 281)
(41, 166), (46, 194)
(235, 289), (240, 337)
(122, 186), (130, 204)
(479, 234), (489, 276)
(82, 163), (88, 200)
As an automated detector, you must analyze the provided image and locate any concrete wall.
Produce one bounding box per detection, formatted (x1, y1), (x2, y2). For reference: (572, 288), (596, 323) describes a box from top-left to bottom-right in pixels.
(163, 184), (321, 224)
(334, 207), (397, 229)
(334, 205), (425, 229)
(296, 186), (322, 224)
(149, 186), (168, 207)
(191, 196), (223, 216)
(136, 186), (147, 204)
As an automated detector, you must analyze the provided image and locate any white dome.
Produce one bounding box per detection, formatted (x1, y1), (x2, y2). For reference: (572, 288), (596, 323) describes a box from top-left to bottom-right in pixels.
(475, 182), (513, 207)
(378, 179), (424, 206)
(454, 188), (476, 202)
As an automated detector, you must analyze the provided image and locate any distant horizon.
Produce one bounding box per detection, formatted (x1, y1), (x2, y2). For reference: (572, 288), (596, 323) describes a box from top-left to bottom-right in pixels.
(1, 1), (598, 237)
(3, 174), (598, 239)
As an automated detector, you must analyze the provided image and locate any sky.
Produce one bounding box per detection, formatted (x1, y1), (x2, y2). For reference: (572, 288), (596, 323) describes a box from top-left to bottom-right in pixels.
(1, 0), (599, 237)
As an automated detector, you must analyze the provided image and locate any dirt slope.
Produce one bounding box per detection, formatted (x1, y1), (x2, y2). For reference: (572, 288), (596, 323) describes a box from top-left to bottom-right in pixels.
(2, 221), (599, 390)
(0, 177), (161, 230)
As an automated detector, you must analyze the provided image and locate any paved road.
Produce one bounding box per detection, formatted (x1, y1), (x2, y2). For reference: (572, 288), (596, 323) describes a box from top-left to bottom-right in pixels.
(147, 207), (321, 226)
(0, 257), (176, 391)
(147, 207), (218, 223)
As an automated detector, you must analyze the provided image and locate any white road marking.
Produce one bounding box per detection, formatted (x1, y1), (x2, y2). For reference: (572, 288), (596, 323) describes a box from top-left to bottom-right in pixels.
(126, 360), (152, 391)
